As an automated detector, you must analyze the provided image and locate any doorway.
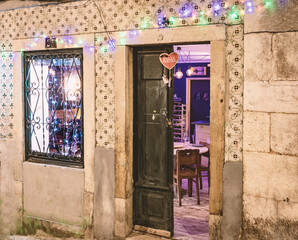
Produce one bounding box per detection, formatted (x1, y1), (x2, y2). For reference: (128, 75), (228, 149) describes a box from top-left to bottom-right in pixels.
(133, 43), (211, 238)
(114, 25), (226, 238)
(172, 44), (210, 239)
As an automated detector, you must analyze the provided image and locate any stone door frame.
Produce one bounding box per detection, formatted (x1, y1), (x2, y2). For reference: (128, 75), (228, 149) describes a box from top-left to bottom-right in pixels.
(114, 25), (228, 237)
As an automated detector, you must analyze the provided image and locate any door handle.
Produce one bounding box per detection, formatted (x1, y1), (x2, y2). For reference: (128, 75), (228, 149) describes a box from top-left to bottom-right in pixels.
(166, 118), (173, 128)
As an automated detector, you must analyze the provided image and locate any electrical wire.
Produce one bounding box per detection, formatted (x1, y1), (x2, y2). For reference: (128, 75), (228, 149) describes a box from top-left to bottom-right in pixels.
(48, 0), (115, 49)
(91, 0), (115, 49)
(56, 0), (92, 8)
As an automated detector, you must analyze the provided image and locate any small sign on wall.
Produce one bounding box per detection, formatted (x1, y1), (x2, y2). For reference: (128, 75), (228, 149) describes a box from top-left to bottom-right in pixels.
(45, 36), (57, 48)
(192, 66), (207, 76)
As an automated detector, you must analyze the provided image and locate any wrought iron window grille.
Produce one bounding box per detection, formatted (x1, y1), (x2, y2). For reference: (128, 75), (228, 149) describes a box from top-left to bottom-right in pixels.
(24, 49), (84, 167)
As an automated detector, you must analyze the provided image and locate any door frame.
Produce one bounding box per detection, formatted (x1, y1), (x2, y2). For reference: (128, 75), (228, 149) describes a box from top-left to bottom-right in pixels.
(114, 25), (227, 237)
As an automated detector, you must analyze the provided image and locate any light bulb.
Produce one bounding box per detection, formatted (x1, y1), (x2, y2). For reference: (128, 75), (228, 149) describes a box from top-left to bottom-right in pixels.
(186, 66), (193, 76)
(175, 67), (183, 79)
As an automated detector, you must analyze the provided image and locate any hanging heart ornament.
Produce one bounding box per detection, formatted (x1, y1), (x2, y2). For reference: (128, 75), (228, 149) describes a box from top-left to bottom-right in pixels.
(159, 52), (179, 70)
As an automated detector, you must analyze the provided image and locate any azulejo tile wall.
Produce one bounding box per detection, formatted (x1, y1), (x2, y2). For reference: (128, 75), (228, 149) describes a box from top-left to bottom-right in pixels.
(225, 24), (244, 162)
(0, 0), (244, 160)
(0, 49), (14, 139)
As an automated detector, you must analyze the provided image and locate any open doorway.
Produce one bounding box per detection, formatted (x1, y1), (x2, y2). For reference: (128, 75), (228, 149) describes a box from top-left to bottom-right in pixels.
(132, 43), (211, 239)
(173, 44), (210, 239)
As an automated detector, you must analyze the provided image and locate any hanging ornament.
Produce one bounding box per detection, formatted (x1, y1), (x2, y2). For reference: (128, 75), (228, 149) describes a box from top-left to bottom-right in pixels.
(162, 74), (169, 84)
(162, 74), (172, 87)
(159, 52), (179, 69)
(186, 66), (193, 76)
(175, 67), (183, 79)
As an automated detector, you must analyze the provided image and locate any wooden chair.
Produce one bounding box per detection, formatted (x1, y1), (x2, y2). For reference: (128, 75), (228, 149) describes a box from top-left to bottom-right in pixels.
(173, 149), (200, 206)
(185, 142), (210, 195)
(198, 141), (210, 191)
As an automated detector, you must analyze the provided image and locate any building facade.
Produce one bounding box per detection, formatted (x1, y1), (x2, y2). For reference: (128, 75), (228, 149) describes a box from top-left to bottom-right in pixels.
(0, 0), (297, 239)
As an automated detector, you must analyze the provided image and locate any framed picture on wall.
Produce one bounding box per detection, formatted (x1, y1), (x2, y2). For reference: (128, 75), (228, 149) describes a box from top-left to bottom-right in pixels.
(192, 66), (207, 76)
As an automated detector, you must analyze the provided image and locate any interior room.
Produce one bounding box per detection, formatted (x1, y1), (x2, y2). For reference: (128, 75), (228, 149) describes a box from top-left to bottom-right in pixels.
(173, 44), (210, 239)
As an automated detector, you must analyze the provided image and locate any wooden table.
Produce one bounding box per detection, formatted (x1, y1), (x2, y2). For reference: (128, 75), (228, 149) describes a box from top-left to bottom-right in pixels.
(174, 142), (209, 156)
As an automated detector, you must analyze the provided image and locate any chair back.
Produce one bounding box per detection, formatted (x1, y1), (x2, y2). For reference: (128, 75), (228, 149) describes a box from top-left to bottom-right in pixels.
(176, 149), (200, 172)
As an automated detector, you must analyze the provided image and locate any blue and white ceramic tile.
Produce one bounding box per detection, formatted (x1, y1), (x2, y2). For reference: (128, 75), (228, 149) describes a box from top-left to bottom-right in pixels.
(0, 0), (246, 158)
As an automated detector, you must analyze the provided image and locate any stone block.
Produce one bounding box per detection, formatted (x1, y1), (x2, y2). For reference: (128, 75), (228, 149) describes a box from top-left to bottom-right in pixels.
(278, 201), (298, 221)
(0, 140), (21, 233)
(23, 162), (84, 225)
(209, 214), (222, 240)
(115, 155), (128, 199)
(84, 192), (94, 223)
(222, 162), (242, 240)
(244, 0), (298, 33)
(273, 32), (298, 81)
(114, 197), (133, 237)
(271, 113), (298, 155)
(244, 81), (298, 113)
(14, 180), (23, 210)
(244, 33), (273, 82)
(243, 195), (298, 239)
(243, 194), (277, 222)
(243, 111), (270, 152)
(243, 152), (298, 201)
(94, 147), (115, 239)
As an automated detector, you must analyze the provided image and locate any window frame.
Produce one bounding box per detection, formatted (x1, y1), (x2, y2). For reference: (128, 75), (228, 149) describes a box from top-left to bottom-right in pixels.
(23, 48), (84, 168)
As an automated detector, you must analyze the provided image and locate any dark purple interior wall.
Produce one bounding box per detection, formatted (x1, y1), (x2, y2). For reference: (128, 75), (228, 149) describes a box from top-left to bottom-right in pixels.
(173, 62), (210, 123)
(190, 80), (210, 122)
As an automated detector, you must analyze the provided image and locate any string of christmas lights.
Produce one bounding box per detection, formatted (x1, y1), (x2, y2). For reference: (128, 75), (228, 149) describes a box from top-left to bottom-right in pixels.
(21, 0), (288, 54)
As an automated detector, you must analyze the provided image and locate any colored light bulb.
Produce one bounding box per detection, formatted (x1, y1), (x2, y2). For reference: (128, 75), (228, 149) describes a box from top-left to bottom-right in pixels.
(175, 67), (183, 79)
(186, 66), (193, 76)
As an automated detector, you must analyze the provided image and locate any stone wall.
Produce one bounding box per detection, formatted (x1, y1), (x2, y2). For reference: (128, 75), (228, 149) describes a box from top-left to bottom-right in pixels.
(243, 1), (298, 239)
(0, 0), (296, 239)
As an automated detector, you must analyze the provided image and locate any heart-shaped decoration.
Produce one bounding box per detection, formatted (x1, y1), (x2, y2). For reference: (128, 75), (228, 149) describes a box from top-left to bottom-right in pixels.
(159, 52), (179, 70)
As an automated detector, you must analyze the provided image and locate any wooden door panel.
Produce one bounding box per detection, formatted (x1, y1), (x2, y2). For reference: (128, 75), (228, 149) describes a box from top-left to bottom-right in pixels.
(144, 81), (163, 114)
(141, 55), (164, 79)
(134, 46), (173, 234)
(134, 188), (172, 231)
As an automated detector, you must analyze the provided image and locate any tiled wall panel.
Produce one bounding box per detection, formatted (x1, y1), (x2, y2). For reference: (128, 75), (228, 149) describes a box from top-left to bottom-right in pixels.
(0, 0), (244, 156)
(0, 51), (14, 139)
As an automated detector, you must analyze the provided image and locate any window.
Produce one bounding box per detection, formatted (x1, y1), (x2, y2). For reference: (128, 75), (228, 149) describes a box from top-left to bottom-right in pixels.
(24, 49), (83, 167)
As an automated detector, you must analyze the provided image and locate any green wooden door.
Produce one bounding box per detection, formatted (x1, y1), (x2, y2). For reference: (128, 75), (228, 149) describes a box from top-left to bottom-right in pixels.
(133, 46), (174, 235)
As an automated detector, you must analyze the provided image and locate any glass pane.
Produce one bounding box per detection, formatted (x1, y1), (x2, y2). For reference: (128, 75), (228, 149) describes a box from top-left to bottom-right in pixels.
(25, 52), (83, 164)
